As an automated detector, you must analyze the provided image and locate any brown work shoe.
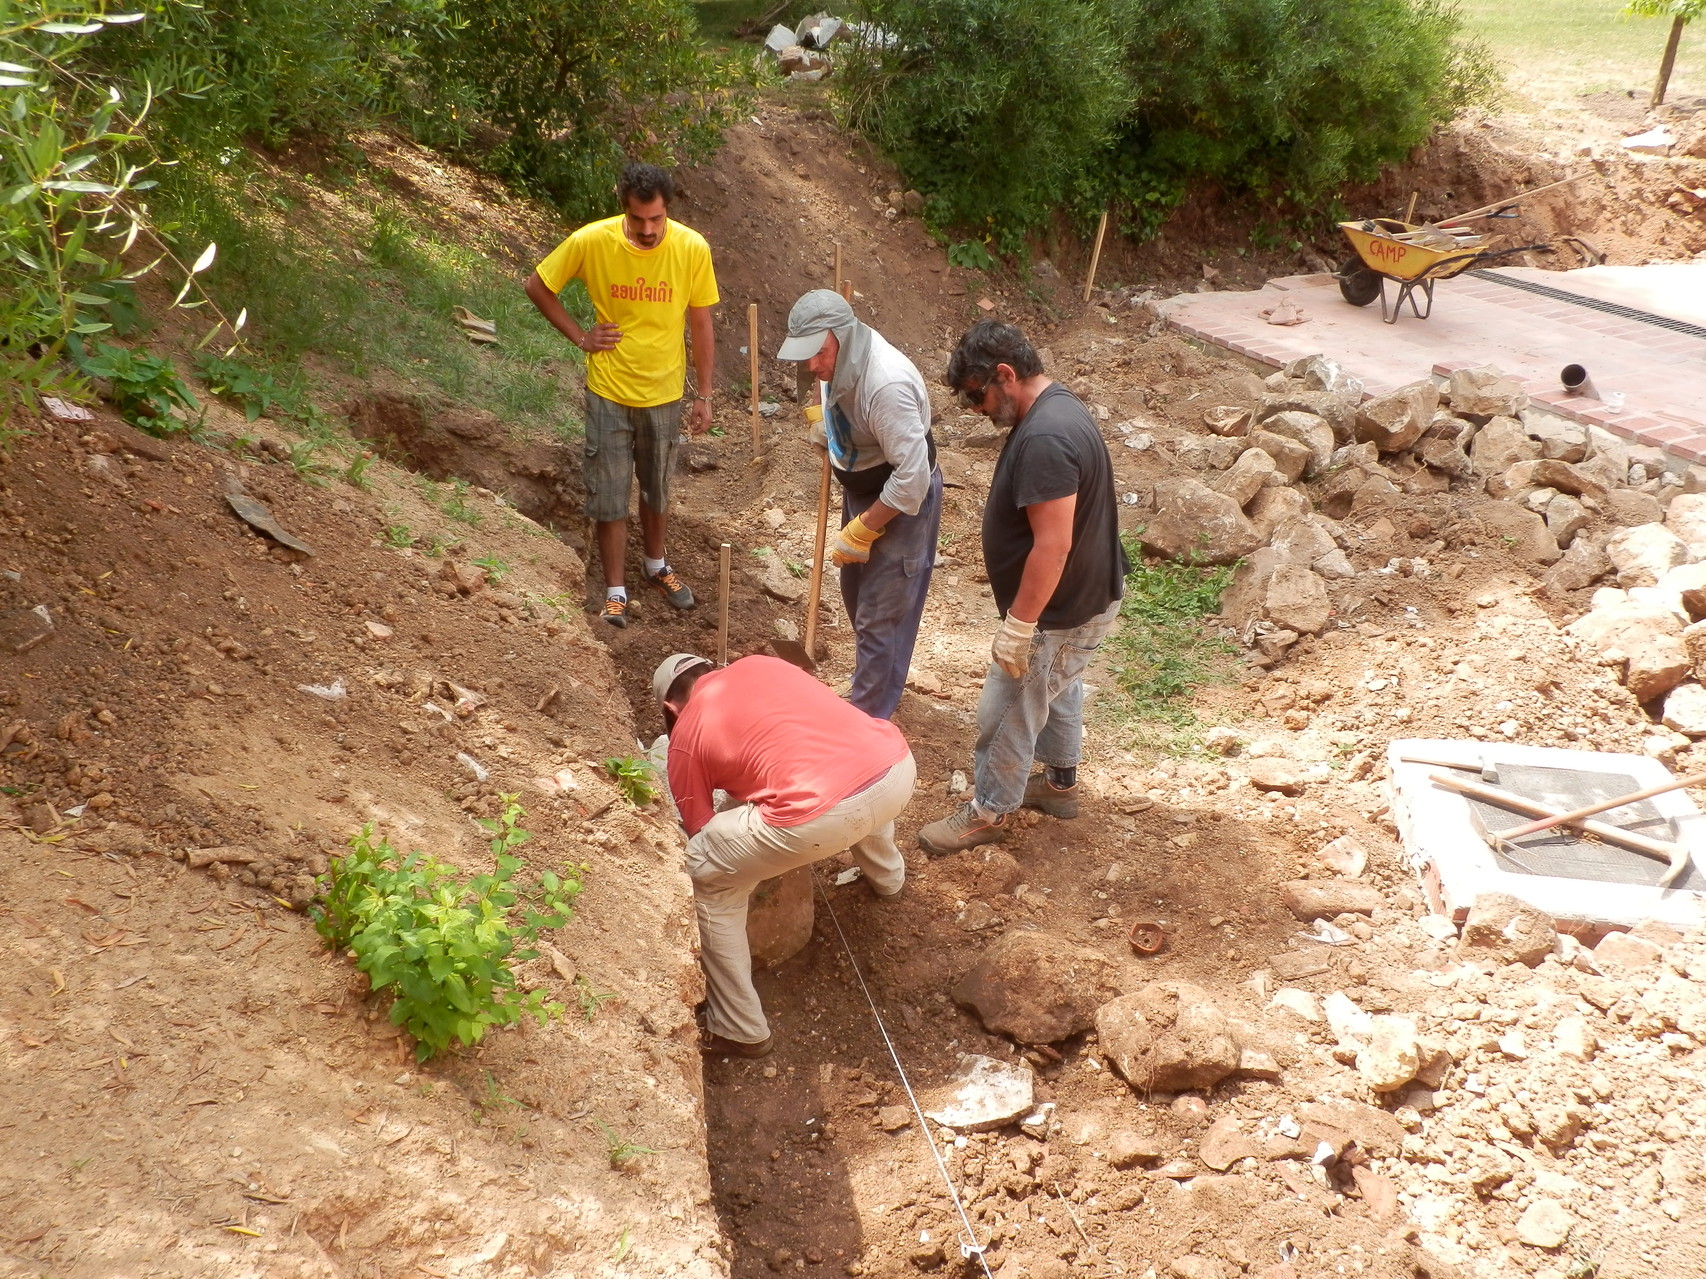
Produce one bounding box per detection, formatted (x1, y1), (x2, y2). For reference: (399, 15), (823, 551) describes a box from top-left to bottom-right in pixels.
(701, 1030), (774, 1059)
(1023, 772), (1081, 819)
(916, 803), (1008, 856)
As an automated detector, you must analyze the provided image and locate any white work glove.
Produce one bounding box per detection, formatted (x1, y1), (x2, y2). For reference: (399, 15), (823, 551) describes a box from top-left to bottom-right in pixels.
(992, 615), (1037, 679)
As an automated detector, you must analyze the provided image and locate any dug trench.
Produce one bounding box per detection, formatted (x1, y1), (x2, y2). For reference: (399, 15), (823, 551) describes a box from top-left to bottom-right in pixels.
(347, 379), (1480, 1279)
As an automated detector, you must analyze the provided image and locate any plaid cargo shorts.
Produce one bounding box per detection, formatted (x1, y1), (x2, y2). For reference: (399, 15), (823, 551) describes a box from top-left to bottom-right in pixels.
(582, 390), (683, 523)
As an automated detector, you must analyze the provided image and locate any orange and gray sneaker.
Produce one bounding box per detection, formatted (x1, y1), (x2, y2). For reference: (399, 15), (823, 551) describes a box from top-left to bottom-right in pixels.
(600, 595), (630, 628)
(646, 564), (696, 610)
(917, 802), (1008, 856)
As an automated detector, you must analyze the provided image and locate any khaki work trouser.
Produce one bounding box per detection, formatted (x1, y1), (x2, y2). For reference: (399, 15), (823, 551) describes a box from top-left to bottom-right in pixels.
(687, 753), (916, 1044)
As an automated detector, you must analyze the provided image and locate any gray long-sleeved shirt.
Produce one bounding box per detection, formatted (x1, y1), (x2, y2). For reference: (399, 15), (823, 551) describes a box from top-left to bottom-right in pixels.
(826, 329), (933, 515)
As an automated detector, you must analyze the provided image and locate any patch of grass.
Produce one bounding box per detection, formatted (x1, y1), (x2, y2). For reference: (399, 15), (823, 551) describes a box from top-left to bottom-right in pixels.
(155, 169), (574, 438)
(595, 1118), (656, 1170)
(572, 974), (618, 1021)
(1458, 0), (1705, 101)
(1102, 537), (1239, 749)
(473, 553), (511, 583)
(442, 479), (484, 527)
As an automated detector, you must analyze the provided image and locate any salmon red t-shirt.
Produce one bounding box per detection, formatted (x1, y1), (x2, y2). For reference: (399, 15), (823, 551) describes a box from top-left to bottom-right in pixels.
(667, 656), (910, 837)
(534, 214), (719, 409)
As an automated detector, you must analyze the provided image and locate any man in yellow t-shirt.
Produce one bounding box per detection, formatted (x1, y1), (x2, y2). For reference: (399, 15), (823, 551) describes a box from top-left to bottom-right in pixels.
(524, 162), (720, 628)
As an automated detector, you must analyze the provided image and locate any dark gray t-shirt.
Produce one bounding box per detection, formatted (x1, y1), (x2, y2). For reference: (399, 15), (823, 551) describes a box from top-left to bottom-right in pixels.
(981, 383), (1128, 629)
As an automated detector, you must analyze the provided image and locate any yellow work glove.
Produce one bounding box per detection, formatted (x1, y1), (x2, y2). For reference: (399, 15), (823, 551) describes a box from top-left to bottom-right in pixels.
(831, 513), (884, 566)
(804, 403), (827, 454)
(991, 615), (1037, 679)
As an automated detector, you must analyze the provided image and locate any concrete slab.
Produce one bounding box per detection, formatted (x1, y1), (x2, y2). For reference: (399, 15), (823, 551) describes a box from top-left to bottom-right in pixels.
(1158, 263), (1706, 463)
(1388, 738), (1706, 931)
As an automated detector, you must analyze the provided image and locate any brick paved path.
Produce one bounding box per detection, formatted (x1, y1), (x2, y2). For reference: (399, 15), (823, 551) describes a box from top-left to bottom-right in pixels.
(1157, 264), (1706, 461)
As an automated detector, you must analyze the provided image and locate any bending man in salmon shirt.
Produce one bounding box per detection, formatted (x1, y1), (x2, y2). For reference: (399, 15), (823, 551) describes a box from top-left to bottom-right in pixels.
(653, 652), (917, 1058)
(524, 162), (718, 629)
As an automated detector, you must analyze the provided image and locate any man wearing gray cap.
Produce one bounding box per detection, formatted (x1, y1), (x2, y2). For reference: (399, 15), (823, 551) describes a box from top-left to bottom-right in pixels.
(653, 651), (915, 1057)
(776, 289), (942, 720)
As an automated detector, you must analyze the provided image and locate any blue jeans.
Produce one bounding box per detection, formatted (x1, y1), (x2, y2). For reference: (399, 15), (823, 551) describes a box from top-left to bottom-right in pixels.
(973, 598), (1122, 815)
(839, 469), (943, 720)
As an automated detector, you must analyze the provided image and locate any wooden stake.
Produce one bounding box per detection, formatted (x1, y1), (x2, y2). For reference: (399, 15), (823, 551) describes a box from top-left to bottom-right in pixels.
(1403, 190), (1419, 223)
(804, 456), (830, 662)
(1081, 207), (1110, 303)
(748, 303), (761, 456)
(717, 542), (731, 667)
(833, 242), (843, 296)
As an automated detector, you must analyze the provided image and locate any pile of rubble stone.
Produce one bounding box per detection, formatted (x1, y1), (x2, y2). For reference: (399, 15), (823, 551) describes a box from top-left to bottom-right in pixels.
(1136, 352), (1706, 730)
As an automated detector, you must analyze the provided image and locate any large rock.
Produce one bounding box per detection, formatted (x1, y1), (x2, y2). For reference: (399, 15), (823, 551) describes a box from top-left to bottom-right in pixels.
(1270, 515), (1337, 570)
(1283, 353), (1364, 398)
(1545, 494), (1590, 549)
(1607, 489), (1664, 528)
(1665, 493), (1706, 560)
(1497, 458), (1608, 503)
(748, 546), (807, 602)
(1662, 683), (1706, 736)
(748, 867), (814, 966)
(1566, 602), (1689, 699)
(1358, 1015), (1421, 1092)
(1418, 434), (1473, 479)
(1470, 416), (1542, 475)
(1202, 405), (1251, 437)
(1543, 536), (1610, 593)
(952, 932), (1124, 1044)
(1198, 1116), (1259, 1171)
(1254, 390), (1358, 445)
(1652, 561), (1706, 620)
(1354, 380), (1437, 453)
(1447, 366), (1530, 418)
(1247, 486), (1312, 542)
(1217, 548), (1284, 632)
(1278, 880), (1384, 919)
(1525, 416), (1588, 462)
(1246, 430), (1313, 484)
(1214, 447), (1280, 507)
(1456, 892), (1556, 967)
(1297, 1100), (1406, 1157)
(1262, 566), (1331, 636)
(1473, 501), (1561, 564)
(1095, 982), (1243, 1092)
(1583, 425), (1630, 488)
(1141, 479), (1262, 565)
(1685, 618), (1706, 677)
(1515, 1199), (1574, 1250)
(1260, 411), (1334, 477)
(1607, 523), (1689, 588)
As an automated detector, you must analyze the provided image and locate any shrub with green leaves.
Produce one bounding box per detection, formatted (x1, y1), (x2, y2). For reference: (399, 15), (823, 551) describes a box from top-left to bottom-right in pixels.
(837, 0), (1498, 249)
(71, 340), (199, 435)
(312, 796), (584, 1062)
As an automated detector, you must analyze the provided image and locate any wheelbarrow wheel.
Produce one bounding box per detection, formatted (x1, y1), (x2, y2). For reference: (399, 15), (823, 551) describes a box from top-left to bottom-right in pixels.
(1337, 255), (1382, 308)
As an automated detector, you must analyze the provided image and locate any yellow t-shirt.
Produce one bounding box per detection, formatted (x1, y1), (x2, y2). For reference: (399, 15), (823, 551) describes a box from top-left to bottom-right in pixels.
(535, 214), (720, 409)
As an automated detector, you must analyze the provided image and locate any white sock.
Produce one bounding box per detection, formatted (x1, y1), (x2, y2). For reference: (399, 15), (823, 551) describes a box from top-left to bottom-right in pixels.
(643, 556), (667, 577)
(606, 586), (627, 601)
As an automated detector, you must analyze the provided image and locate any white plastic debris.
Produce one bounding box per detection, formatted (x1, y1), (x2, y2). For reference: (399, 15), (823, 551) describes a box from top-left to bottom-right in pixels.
(421, 700), (453, 721)
(833, 867), (864, 887)
(296, 677), (347, 700)
(457, 752), (490, 781)
(1298, 919), (1354, 945)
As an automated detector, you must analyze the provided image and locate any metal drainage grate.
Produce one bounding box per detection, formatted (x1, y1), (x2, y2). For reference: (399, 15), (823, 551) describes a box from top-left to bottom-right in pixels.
(1466, 269), (1706, 342)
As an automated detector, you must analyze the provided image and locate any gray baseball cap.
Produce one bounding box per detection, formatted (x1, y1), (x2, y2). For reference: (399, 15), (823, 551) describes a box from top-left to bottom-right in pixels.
(775, 289), (854, 362)
(652, 652), (712, 712)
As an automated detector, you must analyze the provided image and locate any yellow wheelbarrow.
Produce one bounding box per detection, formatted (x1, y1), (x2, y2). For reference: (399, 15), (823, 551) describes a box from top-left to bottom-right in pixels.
(1335, 218), (1553, 323)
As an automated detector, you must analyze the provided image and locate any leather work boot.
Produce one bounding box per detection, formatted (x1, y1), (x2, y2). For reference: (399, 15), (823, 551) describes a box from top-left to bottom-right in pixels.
(1023, 772), (1081, 819)
(701, 1030), (774, 1059)
(916, 803), (1008, 856)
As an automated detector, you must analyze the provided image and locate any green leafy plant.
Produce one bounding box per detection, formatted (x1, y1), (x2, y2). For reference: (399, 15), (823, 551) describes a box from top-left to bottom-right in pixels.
(595, 1118), (656, 1170)
(311, 796), (584, 1062)
(286, 438), (332, 485)
(442, 478), (483, 527)
(195, 351), (299, 422)
(947, 239), (994, 271)
(603, 756), (659, 807)
(572, 974), (618, 1022)
(345, 450), (377, 490)
(382, 521), (414, 548)
(472, 553), (510, 583)
(71, 341), (200, 436)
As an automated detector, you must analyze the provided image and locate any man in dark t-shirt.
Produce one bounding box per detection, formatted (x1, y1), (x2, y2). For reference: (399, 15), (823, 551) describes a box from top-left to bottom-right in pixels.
(918, 321), (1129, 855)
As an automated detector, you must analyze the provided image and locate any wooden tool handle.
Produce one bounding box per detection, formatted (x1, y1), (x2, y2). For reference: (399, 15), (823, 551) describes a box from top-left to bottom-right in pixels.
(805, 453), (830, 659)
(1427, 772), (1682, 860)
(1497, 771), (1706, 840)
(717, 542), (731, 667)
(748, 304), (761, 457)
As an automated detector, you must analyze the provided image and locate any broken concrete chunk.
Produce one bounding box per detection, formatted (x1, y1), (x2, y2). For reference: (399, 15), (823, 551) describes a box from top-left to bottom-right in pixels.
(0, 604), (55, 655)
(920, 1054), (1034, 1132)
(1357, 1015), (1421, 1093)
(1248, 758), (1309, 795)
(1279, 880), (1383, 920)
